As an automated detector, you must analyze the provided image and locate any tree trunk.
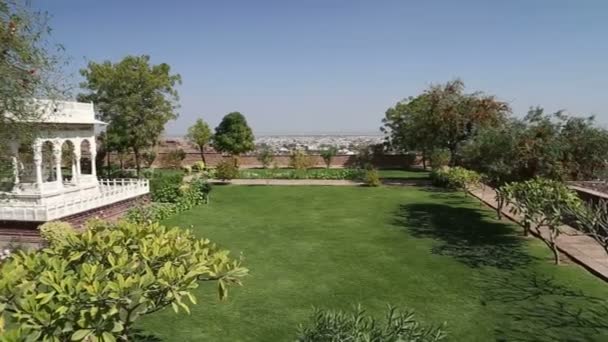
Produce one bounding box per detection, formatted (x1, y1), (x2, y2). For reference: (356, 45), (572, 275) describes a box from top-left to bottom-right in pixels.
(523, 221), (530, 237)
(549, 230), (560, 265)
(133, 148), (141, 177)
(496, 195), (503, 220)
(448, 145), (458, 166)
(421, 150), (427, 169)
(119, 154), (124, 170)
(200, 146), (206, 165)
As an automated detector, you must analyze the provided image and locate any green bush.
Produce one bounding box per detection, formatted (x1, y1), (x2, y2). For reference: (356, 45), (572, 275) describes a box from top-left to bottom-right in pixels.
(500, 177), (582, 264)
(297, 305), (446, 342)
(216, 158), (239, 181)
(160, 149), (186, 169)
(38, 221), (75, 247)
(237, 168), (366, 181)
(429, 149), (451, 169)
(192, 161), (206, 172)
(257, 146), (274, 168)
(289, 150), (315, 170)
(125, 202), (177, 224)
(364, 169), (381, 187)
(149, 172), (183, 203)
(431, 167), (481, 195)
(181, 165), (192, 174)
(0, 220), (247, 341)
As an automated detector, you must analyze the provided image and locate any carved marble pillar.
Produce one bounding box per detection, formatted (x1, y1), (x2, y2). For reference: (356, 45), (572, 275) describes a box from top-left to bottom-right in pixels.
(33, 140), (43, 189)
(73, 143), (81, 184)
(90, 139), (97, 178)
(9, 142), (19, 185)
(53, 141), (63, 188)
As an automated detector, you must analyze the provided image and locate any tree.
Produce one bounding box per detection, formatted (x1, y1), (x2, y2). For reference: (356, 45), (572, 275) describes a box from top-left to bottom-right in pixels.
(382, 79), (510, 166)
(186, 118), (213, 164)
(78, 55), (181, 176)
(566, 199), (608, 257)
(257, 146), (274, 168)
(1, 0), (65, 179)
(0, 220), (247, 340)
(297, 305), (446, 342)
(212, 112), (255, 158)
(501, 178), (582, 264)
(320, 146), (338, 169)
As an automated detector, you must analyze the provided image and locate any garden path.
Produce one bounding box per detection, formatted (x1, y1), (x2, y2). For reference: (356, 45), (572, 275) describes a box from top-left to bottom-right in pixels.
(471, 185), (608, 281)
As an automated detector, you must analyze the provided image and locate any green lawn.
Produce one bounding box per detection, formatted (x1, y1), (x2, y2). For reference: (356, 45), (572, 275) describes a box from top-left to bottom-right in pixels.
(139, 185), (608, 341)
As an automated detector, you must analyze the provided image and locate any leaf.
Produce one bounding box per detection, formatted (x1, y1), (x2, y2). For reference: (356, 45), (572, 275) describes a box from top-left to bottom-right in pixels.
(102, 332), (117, 342)
(71, 329), (93, 341)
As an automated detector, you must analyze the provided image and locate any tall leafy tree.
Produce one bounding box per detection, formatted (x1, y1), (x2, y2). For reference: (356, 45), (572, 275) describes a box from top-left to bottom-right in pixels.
(382, 79), (510, 166)
(186, 118), (212, 164)
(1, 0), (65, 179)
(78, 55), (181, 175)
(212, 112), (255, 157)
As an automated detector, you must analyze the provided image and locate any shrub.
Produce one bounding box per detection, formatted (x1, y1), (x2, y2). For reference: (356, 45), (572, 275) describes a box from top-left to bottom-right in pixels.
(289, 150), (315, 170)
(0, 220), (247, 340)
(364, 169), (381, 187)
(297, 305), (446, 342)
(181, 165), (192, 174)
(216, 158), (239, 181)
(149, 172), (183, 203)
(320, 146), (338, 169)
(38, 221), (75, 247)
(501, 178), (582, 264)
(141, 150), (157, 168)
(565, 199), (608, 256)
(192, 160), (206, 172)
(160, 149), (186, 169)
(257, 146), (274, 168)
(125, 202), (177, 224)
(429, 149), (451, 169)
(431, 167), (481, 195)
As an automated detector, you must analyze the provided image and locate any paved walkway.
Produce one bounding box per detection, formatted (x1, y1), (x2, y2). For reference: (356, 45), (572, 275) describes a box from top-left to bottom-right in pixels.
(470, 185), (608, 281)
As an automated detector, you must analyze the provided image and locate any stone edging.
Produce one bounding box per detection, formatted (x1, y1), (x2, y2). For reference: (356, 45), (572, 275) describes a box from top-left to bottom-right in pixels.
(468, 186), (608, 282)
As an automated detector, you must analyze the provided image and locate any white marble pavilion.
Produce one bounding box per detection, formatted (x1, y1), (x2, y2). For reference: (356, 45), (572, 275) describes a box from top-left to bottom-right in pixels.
(0, 100), (149, 222)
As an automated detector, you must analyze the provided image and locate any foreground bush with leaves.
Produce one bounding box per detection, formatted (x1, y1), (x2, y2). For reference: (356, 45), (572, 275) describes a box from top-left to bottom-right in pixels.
(297, 305), (446, 342)
(431, 167), (481, 196)
(0, 220), (247, 341)
(500, 177), (581, 264)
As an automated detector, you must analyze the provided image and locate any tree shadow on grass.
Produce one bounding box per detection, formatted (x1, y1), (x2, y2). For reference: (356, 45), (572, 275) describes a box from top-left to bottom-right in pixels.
(394, 200), (534, 270)
(484, 272), (608, 341)
(129, 329), (164, 342)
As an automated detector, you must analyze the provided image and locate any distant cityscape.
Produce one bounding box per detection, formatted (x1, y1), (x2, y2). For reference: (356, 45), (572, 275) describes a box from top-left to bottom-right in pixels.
(163, 134), (385, 155)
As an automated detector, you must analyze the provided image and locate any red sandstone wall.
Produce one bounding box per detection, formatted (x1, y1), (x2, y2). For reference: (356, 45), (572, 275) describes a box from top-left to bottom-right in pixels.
(108, 152), (420, 169)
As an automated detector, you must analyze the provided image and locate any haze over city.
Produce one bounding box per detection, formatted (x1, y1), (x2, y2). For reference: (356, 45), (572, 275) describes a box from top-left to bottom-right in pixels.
(39, 0), (608, 135)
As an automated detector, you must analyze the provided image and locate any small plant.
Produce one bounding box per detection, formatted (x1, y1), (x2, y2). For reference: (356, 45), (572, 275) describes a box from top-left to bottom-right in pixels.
(320, 146), (338, 169)
(257, 146), (274, 169)
(297, 305), (446, 342)
(501, 178), (582, 264)
(429, 149), (451, 169)
(364, 168), (381, 187)
(431, 167), (481, 196)
(160, 148), (186, 169)
(192, 161), (206, 172)
(216, 158), (239, 181)
(289, 150), (315, 170)
(564, 199), (608, 257)
(141, 150), (157, 168)
(39, 221), (75, 247)
(181, 165), (192, 174)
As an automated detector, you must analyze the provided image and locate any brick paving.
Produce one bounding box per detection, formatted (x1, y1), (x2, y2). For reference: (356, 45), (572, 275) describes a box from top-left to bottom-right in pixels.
(470, 185), (608, 281)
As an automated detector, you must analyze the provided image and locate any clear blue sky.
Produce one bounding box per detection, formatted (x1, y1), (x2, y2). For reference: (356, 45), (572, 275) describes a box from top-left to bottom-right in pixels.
(39, 0), (608, 134)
